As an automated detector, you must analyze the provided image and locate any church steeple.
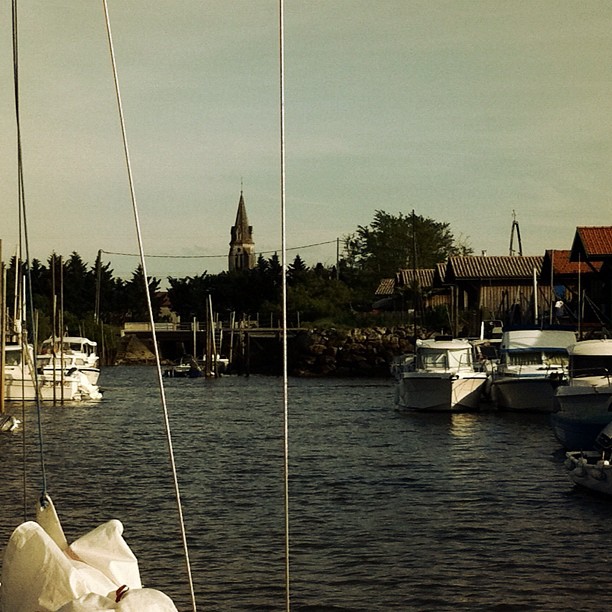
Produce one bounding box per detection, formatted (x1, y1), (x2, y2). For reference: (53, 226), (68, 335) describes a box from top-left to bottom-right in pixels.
(228, 190), (256, 272)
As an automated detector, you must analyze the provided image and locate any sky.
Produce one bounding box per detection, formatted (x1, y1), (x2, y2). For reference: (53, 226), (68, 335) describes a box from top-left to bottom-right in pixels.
(0, 1), (611, 284)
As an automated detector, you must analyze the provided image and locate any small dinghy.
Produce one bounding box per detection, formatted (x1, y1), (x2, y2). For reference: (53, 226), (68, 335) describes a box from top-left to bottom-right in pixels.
(565, 421), (612, 496)
(0, 414), (20, 433)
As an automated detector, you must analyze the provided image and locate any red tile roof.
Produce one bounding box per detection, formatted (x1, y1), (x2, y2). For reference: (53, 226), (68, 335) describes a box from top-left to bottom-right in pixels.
(572, 226), (612, 259)
(543, 249), (601, 276)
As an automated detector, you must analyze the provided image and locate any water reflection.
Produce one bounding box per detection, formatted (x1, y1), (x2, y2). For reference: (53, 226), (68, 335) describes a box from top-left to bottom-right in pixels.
(1, 370), (612, 610)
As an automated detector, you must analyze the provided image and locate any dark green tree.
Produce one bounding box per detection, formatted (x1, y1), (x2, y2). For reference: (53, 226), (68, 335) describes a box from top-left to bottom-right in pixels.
(121, 265), (162, 322)
(63, 252), (95, 318)
(287, 254), (308, 286)
(342, 209), (472, 303)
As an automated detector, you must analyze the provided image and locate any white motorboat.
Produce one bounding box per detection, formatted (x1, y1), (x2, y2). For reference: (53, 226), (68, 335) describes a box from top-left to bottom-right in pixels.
(164, 355), (203, 378)
(551, 339), (612, 449)
(4, 343), (102, 402)
(38, 336), (100, 385)
(393, 337), (487, 412)
(488, 329), (576, 412)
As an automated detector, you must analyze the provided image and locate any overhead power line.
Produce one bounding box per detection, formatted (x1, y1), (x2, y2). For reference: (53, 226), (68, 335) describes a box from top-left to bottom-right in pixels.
(100, 239), (339, 259)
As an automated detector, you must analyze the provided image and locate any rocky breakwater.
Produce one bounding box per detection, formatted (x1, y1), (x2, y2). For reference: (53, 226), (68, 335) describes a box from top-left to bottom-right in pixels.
(290, 327), (415, 377)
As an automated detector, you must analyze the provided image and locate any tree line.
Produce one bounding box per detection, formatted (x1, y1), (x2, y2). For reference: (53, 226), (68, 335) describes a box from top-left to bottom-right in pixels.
(6, 210), (471, 341)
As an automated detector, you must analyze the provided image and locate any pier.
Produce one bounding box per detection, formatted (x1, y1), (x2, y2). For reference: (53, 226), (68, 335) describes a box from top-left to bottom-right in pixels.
(120, 321), (303, 372)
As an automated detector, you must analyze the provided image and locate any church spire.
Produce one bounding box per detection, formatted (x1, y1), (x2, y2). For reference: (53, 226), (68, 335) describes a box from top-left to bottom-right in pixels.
(228, 189), (256, 272)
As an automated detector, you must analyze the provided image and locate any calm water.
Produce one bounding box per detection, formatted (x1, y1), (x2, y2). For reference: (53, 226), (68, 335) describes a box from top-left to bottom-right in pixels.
(1, 367), (612, 611)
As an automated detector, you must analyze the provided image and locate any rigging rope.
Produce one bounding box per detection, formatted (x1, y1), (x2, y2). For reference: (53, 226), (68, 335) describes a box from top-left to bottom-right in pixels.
(12, 0), (48, 508)
(101, 2), (197, 610)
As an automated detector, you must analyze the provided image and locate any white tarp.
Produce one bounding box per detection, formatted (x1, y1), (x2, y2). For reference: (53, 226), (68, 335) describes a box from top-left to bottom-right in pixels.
(1, 497), (177, 612)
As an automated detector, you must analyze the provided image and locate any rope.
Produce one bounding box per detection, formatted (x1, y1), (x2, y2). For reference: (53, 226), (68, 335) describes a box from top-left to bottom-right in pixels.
(101, 3), (197, 610)
(12, 0), (48, 505)
(279, 1), (291, 609)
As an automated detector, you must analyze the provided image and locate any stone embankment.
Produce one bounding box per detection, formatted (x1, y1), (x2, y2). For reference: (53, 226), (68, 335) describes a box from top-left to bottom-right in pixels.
(114, 326), (424, 377)
(289, 326), (419, 377)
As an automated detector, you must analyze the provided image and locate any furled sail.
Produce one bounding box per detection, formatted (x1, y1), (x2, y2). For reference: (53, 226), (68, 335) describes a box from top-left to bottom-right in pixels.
(1, 497), (177, 611)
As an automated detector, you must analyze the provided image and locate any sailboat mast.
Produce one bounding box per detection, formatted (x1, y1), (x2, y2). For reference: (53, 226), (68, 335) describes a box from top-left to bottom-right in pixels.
(279, 0), (291, 608)
(0, 239), (5, 414)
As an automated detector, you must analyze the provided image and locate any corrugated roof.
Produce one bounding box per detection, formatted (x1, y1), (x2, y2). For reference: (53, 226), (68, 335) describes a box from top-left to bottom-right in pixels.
(447, 255), (543, 281)
(573, 226), (612, 259)
(375, 278), (396, 296)
(397, 268), (435, 288)
(435, 262), (448, 284)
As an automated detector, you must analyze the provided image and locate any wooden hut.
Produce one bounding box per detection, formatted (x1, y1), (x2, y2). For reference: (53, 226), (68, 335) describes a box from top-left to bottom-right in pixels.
(540, 249), (601, 327)
(444, 255), (544, 335)
(569, 226), (612, 330)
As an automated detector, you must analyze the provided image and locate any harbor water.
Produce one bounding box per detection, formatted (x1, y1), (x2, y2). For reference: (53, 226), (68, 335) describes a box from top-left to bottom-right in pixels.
(1, 366), (611, 611)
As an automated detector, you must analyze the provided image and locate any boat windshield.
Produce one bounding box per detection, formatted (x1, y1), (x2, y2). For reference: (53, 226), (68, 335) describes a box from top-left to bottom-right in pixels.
(570, 355), (612, 378)
(5, 350), (22, 366)
(506, 351), (568, 367)
(419, 348), (471, 369)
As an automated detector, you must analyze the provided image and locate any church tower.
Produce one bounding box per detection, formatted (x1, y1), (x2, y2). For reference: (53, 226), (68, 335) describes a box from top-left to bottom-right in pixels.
(228, 190), (256, 272)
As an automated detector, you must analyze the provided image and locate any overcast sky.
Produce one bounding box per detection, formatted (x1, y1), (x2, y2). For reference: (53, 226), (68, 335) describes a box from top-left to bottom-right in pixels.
(1, 1), (610, 283)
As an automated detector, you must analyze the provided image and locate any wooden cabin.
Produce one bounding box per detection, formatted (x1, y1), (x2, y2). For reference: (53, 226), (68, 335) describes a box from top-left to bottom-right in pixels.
(540, 249), (602, 327)
(569, 226), (612, 331)
(443, 255), (544, 335)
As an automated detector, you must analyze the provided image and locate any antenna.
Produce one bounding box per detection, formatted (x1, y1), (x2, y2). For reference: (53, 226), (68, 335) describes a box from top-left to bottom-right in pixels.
(509, 210), (523, 256)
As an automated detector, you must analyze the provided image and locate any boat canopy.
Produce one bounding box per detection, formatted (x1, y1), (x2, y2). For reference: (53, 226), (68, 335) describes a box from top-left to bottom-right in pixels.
(500, 330), (576, 352)
(568, 339), (612, 356)
(41, 336), (97, 354)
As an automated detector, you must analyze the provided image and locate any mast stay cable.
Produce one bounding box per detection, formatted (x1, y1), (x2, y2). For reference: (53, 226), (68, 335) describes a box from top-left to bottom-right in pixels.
(101, 2), (197, 609)
(279, 1), (291, 609)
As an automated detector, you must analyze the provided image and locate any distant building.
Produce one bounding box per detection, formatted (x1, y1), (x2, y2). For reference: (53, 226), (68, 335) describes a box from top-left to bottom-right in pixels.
(228, 190), (255, 272)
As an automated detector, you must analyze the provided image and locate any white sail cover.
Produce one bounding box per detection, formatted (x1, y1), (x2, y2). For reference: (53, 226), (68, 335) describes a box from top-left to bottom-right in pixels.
(1, 507), (177, 611)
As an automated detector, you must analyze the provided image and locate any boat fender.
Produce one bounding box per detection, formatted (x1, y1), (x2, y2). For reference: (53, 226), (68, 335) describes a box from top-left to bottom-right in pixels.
(572, 459), (587, 478)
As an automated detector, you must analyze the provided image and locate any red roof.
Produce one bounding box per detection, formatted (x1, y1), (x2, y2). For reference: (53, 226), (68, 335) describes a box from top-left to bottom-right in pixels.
(543, 249), (601, 276)
(572, 226), (612, 260)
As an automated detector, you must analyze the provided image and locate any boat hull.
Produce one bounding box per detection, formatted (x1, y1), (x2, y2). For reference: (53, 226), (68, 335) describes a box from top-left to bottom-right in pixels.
(41, 366), (100, 386)
(4, 376), (81, 402)
(551, 383), (612, 449)
(395, 373), (486, 412)
(565, 451), (612, 496)
(491, 377), (563, 413)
